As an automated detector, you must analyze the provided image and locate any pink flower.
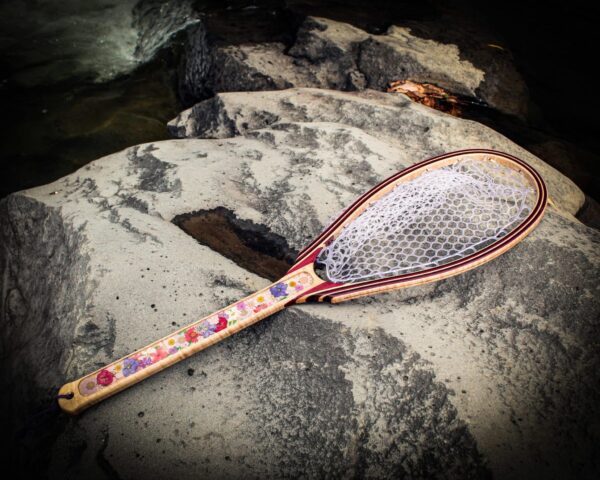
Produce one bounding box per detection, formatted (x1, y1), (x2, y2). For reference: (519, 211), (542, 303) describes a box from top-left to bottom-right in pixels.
(185, 328), (200, 343)
(96, 369), (114, 386)
(82, 379), (98, 395)
(237, 302), (247, 311)
(151, 347), (168, 363)
(215, 316), (228, 332)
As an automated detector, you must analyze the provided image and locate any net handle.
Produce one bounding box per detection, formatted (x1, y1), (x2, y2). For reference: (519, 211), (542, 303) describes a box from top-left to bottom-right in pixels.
(58, 267), (323, 415)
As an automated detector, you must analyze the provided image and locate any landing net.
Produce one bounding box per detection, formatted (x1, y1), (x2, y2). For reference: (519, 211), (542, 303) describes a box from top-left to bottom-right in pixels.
(318, 159), (535, 283)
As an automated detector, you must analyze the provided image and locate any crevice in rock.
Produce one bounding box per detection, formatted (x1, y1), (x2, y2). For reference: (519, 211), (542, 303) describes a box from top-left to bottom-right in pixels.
(0, 194), (93, 475)
(172, 207), (298, 281)
(96, 429), (123, 480)
(575, 195), (600, 231)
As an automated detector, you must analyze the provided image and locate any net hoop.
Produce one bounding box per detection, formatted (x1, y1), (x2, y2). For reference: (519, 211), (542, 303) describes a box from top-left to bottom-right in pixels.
(288, 149), (547, 304)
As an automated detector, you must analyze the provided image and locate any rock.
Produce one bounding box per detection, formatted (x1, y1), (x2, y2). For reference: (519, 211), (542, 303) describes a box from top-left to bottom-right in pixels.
(168, 87), (584, 216)
(286, 16), (369, 91)
(525, 138), (600, 202)
(459, 107), (600, 220)
(177, 21), (213, 105)
(1, 88), (599, 478)
(211, 43), (317, 92)
(365, 16), (531, 120)
(179, 16), (528, 117)
(357, 25), (484, 95)
(576, 195), (600, 231)
(132, 0), (201, 64)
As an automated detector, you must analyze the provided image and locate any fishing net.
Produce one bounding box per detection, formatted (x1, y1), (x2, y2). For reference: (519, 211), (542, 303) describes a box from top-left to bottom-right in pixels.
(318, 159), (535, 283)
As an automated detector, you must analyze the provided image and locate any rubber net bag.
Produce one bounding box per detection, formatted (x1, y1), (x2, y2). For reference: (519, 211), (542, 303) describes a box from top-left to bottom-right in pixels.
(318, 159), (535, 283)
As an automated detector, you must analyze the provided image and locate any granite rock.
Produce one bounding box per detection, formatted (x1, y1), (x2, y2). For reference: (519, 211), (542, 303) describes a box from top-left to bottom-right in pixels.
(1, 92), (599, 478)
(169, 87), (583, 216)
(179, 16), (528, 117)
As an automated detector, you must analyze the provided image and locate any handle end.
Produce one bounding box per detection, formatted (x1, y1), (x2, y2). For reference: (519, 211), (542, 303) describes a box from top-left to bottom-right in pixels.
(58, 381), (85, 415)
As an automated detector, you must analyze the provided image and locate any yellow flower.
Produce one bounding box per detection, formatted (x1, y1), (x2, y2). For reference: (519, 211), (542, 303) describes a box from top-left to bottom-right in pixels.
(257, 296), (264, 303)
(289, 281), (296, 287)
(114, 364), (122, 372)
(168, 338), (176, 346)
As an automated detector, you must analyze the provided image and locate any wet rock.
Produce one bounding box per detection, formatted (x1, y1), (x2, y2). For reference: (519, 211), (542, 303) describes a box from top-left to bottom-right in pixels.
(2, 95), (598, 478)
(133, 0), (201, 63)
(177, 21), (213, 105)
(180, 16), (527, 117)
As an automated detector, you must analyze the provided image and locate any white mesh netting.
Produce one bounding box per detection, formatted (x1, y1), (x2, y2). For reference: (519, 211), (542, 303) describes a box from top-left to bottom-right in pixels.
(318, 159), (536, 283)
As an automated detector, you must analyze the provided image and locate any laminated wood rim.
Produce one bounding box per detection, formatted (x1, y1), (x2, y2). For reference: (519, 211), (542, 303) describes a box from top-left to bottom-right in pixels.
(287, 149), (547, 304)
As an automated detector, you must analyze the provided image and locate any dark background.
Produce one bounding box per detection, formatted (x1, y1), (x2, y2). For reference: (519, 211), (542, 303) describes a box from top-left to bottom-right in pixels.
(0, 0), (598, 202)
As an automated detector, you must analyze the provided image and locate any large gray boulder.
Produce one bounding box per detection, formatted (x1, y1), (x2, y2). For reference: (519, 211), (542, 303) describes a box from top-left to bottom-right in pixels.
(168, 88), (583, 216)
(180, 16), (528, 118)
(1, 89), (598, 479)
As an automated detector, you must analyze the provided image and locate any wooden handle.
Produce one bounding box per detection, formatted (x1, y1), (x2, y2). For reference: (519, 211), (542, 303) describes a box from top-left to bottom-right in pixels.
(58, 268), (318, 415)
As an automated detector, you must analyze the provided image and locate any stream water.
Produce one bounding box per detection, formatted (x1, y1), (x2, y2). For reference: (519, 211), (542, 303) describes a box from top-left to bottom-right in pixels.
(0, 0), (200, 197)
(0, 0), (598, 204)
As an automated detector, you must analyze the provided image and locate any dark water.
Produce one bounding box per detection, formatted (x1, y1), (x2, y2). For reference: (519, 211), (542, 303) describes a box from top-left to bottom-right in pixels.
(1, 0), (598, 201)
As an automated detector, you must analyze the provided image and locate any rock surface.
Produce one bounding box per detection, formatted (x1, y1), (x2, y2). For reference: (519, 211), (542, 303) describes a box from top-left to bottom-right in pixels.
(180, 16), (529, 118)
(168, 88), (583, 216)
(1, 87), (599, 479)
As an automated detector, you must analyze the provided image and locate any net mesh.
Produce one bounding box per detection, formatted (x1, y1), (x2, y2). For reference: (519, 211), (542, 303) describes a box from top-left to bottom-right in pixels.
(318, 158), (536, 283)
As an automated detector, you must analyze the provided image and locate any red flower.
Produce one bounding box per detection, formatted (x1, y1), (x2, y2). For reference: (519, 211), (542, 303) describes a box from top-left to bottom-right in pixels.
(185, 327), (200, 343)
(253, 303), (268, 313)
(151, 347), (168, 363)
(96, 369), (114, 386)
(215, 316), (228, 332)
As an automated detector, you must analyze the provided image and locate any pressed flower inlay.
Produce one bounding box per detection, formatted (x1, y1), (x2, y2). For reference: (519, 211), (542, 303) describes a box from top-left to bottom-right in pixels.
(78, 271), (313, 396)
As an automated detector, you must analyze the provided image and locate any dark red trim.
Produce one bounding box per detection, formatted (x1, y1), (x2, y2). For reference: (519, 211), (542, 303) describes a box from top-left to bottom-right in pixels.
(287, 280), (342, 305)
(287, 249), (320, 273)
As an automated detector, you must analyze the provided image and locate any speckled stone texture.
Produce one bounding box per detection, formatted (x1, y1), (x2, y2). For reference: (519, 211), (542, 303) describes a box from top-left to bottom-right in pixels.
(1, 88), (599, 480)
(168, 88), (583, 216)
(180, 16), (528, 117)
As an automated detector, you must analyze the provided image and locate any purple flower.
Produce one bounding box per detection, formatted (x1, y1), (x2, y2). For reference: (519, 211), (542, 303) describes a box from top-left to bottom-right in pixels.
(168, 347), (178, 355)
(139, 357), (152, 368)
(123, 358), (140, 377)
(269, 282), (288, 298)
(201, 325), (217, 338)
